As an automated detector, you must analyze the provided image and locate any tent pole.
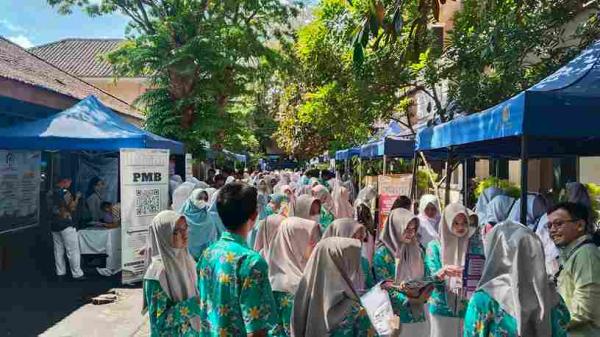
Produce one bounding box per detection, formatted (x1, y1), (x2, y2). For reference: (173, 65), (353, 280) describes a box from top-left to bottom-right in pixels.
(410, 152), (419, 201)
(462, 159), (469, 207)
(359, 158), (363, 189)
(520, 136), (529, 225)
(445, 149), (453, 206)
(383, 155), (387, 176)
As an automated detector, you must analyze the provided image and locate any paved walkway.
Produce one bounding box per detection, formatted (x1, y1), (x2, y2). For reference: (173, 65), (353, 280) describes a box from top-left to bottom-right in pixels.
(40, 288), (148, 337)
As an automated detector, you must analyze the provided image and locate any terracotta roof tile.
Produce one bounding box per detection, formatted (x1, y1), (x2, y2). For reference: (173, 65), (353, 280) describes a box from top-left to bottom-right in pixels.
(30, 38), (125, 78)
(0, 36), (143, 120)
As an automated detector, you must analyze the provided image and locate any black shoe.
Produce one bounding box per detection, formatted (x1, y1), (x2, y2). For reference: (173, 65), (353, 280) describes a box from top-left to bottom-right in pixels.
(55, 275), (67, 283)
(72, 275), (87, 282)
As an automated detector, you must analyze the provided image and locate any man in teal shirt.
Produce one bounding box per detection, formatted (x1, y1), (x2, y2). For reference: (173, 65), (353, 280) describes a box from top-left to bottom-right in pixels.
(548, 202), (600, 337)
(197, 182), (284, 337)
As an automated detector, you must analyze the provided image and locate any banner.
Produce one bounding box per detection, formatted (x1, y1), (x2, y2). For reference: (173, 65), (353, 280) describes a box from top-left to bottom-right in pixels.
(378, 174), (412, 228)
(185, 153), (193, 182)
(120, 149), (169, 284)
(0, 151), (41, 234)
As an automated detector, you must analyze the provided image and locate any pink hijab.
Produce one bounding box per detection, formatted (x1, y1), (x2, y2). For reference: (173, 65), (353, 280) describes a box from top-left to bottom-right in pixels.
(332, 186), (354, 219)
(312, 185), (334, 213)
(253, 214), (286, 260)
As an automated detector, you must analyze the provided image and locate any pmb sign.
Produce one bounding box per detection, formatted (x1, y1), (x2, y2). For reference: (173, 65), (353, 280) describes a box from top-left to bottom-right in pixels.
(133, 172), (162, 183)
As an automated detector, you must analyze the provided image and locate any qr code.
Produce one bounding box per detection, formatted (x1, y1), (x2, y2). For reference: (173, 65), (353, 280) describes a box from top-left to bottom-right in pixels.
(135, 188), (160, 216)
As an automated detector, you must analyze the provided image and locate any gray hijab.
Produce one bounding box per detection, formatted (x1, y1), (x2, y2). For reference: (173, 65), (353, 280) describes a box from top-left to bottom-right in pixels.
(292, 195), (319, 220)
(143, 211), (199, 329)
(268, 217), (321, 294)
(379, 208), (425, 283)
(479, 221), (557, 337)
(291, 237), (363, 337)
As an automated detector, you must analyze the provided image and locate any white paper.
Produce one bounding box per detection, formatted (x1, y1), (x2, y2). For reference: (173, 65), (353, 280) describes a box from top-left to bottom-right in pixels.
(120, 149), (169, 284)
(360, 282), (396, 337)
(185, 153), (193, 182)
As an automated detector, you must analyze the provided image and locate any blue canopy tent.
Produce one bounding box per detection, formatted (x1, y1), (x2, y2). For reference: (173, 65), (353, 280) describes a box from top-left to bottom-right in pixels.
(335, 147), (361, 161)
(0, 95), (184, 153)
(416, 40), (600, 223)
(359, 136), (415, 159)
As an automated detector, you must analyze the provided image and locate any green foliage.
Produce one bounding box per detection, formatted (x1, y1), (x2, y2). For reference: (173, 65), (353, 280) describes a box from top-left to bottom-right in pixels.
(474, 176), (521, 199)
(274, 0), (421, 158)
(446, 0), (600, 114)
(417, 167), (438, 192)
(48, 0), (300, 157)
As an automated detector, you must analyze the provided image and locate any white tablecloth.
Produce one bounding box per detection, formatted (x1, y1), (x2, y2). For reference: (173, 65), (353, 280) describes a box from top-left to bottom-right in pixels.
(78, 227), (121, 272)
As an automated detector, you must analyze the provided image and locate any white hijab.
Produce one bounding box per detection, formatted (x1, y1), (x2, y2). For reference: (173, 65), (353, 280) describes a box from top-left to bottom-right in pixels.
(417, 194), (441, 245)
(475, 187), (504, 226)
(332, 186), (354, 219)
(171, 182), (196, 211)
(440, 203), (476, 313)
(508, 194), (548, 229)
(143, 211), (199, 329)
(479, 221), (557, 337)
(484, 195), (516, 225)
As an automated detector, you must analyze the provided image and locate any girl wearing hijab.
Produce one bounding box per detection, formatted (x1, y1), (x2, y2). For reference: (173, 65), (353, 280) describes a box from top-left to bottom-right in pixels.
(291, 237), (377, 337)
(143, 211), (201, 337)
(373, 208), (429, 336)
(257, 179), (271, 221)
(331, 186), (354, 219)
(253, 214), (286, 260)
(279, 185), (296, 217)
(464, 221), (570, 337)
(508, 193), (548, 230)
(291, 194), (322, 223)
(417, 194), (442, 246)
(171, 182), (196, 211)
(312, 184), (335, 230)
(356, 202), (377, 266)
(475, 187), (504, 226)
(425, 203), (484, 337)
(179, 189), (217, 261)
(264, 194), (288, 217)
(322, 218), (374, 289)
(268, 217), (321, 335)
(481, 195), (516, 238)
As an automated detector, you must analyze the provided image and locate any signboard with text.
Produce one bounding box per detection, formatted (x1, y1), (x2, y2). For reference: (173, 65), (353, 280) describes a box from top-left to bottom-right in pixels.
(120, 149), (169, 284)
(377, 174), (412, 228)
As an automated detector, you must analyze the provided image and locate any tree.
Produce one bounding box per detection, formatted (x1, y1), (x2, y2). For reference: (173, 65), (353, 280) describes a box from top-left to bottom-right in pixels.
(48, 0), (300, 156)
(273, 0), (424, 158)
(445, 0), (600, 114)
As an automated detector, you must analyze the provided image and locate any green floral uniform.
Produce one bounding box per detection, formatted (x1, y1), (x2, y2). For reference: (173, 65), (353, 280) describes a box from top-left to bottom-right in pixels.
(197, 232), (284, 337)
(331, 301), (378, 337)
(464, 290), (570, 337)
(425, 240), (483, 318)
(320, 207), (335, 231)
(143, 279), (201, 337)
(373, 245), (427, 323)
(273, 291), (294, 336)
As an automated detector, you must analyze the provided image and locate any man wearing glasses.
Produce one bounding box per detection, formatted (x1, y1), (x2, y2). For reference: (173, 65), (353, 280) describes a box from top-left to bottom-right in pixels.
(548, 202), (600, 337)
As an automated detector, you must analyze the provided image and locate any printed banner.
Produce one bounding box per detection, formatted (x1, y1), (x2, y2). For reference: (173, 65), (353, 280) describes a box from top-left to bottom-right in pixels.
(378, 174), (412, 228)
(0, 151), (41, 234)
(120, 149), (169, 284)
(185, 153), (193, 182)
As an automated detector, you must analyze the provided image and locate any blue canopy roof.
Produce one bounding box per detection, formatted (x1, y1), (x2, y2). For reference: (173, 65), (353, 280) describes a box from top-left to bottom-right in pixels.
(0, 96), (184, 153)
(360, 136), (415, 158)
(416, 40), (600, 159)
(335, 147), (361, 160)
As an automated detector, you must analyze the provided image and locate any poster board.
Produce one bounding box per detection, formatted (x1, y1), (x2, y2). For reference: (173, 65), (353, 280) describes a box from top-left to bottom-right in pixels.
(120, 149), (169, 284)
(185, 153), (193, 182)
(0, 151), (41, 234)
(378, 174), (412, 228)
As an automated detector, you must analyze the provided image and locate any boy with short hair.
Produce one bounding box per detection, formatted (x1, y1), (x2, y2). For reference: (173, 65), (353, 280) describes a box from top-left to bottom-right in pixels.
(197, 182), (283, 337)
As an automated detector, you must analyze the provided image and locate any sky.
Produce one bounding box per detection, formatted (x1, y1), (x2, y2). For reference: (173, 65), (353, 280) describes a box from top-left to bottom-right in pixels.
(0, 0), (129, 48)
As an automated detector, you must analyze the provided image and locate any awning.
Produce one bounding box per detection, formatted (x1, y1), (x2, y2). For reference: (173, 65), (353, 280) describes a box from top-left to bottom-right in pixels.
(0, 96), (184, 153)
(416, 40), (600, 159)
(335, 147), (361, 160)
(359, 136), (415, 158)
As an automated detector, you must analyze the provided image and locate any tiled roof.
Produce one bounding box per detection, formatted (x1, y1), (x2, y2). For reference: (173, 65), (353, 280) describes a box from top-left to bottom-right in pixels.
(0, 36), (143, 120)
(30, 38), (125, 78)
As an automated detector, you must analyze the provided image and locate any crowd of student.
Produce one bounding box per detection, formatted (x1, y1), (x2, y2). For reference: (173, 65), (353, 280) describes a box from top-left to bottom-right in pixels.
(143, 170), (600, 337)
